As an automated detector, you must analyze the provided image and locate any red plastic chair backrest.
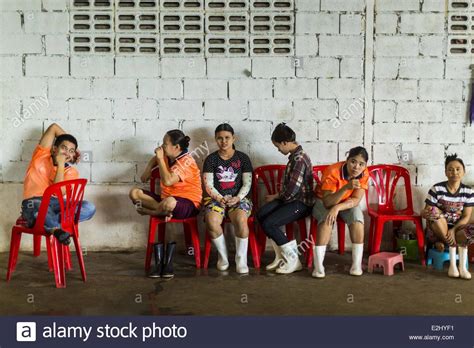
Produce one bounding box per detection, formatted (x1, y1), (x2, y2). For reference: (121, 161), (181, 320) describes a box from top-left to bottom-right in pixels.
(252, 165), (287, 211)
(33, 179), (87, 233)
(366, 165), (414, 215)
(150, 167), (161, 195)
(312, 165), (329, 188)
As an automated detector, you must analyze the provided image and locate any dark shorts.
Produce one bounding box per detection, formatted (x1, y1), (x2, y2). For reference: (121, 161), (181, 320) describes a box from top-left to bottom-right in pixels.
(142, 190), (199, 219)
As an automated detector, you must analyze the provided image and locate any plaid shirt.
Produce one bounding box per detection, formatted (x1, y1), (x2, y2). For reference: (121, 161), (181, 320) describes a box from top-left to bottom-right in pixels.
(279, 145), (315, 206)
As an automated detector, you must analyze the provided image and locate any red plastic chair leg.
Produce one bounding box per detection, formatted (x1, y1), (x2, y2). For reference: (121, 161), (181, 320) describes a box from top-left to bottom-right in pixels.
(145, 219), (158, 272)
(372, 219), (385, 255)
(414, 218), (426, 266)
(33, 234), (41, 257)
(368, 218), (375, 254)
(189, 221), (201, 268)
(337, 220), (346, 255)
(65, 246), (72, 271)
(203, 232), (212, 269)
(307, 220), (317, 268)
(286, 223), (295, 241)
(6, 230), (22, 281)
(46, 236), (53, 272)
(11, 230), (23, 273)
(249, 225), (261, 269)
(50, 237), (66, 288)
(73, 235), (87, 282)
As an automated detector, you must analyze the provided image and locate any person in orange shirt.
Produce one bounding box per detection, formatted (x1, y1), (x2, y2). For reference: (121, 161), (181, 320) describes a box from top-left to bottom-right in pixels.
(312, 146), (369, 278)
(129, 129), (203, 279)
(21, 123), (96, 245)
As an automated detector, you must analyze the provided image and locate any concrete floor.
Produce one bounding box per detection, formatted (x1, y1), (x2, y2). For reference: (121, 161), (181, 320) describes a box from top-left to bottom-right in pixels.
(1, 250), (473, 316)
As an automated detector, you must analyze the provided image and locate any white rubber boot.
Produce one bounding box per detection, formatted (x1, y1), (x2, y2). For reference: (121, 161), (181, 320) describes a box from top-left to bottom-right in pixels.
(312, 245), (326, 278)
(235, 237), (249, 274)
(212, 234), (229, 271)
(266, 239), (284, 271)
(458, 246), (471, 280)
(349, 243), (364, 276)
(448, 246), (460, 278)
(276, 240), (302, 274)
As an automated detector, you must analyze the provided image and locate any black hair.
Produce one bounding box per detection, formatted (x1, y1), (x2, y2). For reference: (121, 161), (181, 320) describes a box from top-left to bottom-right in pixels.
(346, 146), (369, 162)
(166, 129), (190, 151)
(54, 134), (78, 149)
(271, 123), (296, 143)
(215, 123), (236, 150)
(445, 153), (465, 170)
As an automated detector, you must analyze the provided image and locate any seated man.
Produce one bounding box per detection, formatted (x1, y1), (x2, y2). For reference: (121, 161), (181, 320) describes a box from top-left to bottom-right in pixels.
(21, 123), (96, 245)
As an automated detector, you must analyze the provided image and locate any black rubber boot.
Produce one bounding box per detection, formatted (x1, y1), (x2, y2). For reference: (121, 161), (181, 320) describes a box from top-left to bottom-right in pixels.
(148, 243), (164, 278)
(53, 229), (71, 246)
(162, 242), (176, 279)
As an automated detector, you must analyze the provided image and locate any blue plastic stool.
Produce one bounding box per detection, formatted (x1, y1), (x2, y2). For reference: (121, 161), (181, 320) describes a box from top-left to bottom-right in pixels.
(426, 248), (466, 270)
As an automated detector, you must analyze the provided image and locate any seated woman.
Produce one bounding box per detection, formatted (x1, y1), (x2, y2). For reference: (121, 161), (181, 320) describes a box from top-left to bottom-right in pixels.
(422, 154), (473, 280)
(129, 130), (203, 279)
(312, 146), (369, 278)
(257, 123), (315, 275)
(203, 123), (253, 274)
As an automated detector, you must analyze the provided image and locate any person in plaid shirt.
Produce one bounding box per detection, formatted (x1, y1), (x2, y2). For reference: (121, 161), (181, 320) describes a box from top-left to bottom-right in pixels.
(256, 123), (315, 275)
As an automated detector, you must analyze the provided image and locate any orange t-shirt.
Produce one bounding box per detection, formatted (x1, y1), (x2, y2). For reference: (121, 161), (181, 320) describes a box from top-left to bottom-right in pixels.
(160, 153), (203, 209)
(23, 145), (79, 199)
(315, 161), (369, 201)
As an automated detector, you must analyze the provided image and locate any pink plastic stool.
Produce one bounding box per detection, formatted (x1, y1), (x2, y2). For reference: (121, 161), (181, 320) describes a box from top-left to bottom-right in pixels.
(368, 252), (404, 276)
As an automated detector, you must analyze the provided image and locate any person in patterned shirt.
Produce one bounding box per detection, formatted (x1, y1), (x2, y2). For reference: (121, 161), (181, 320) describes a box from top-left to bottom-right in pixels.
(257, 123), (315, 275)
(422, 154), (473, 280)
(203, 123), (253, 274)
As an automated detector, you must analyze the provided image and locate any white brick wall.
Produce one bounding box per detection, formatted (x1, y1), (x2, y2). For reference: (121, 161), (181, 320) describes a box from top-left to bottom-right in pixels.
(161, 58), (206, 78)
(400, 14), (445, 34)
(116, 57), (160, 78)
(207, 58), (251, 78)
(49, 78), (92, 99)
(71, 56), (114, 77)
(139, 79), (183, 99)
(92, 78), (138, 99)
(25, 56), (69, 77)
(0, 0), (472, 252)
(24, 12), (69, 34)
(296, 13), (339, 34)
(252, 57), (295, 78)
(228, 79), (273, 100)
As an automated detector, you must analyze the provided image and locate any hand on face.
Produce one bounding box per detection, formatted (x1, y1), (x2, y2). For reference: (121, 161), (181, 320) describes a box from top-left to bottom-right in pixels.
(55, 152), (67, 166)
(155, 146), (165, 160)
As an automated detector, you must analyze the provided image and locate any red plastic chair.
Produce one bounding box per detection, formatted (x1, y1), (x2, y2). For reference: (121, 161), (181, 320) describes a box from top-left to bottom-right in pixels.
(202, 213), (261, 269)
(6, 179), (88, 288)
(253, 165), (309, 260)
(307, 165), (347, 268)
(365, 165), (425, 265)
(144, 168), (201, 272)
